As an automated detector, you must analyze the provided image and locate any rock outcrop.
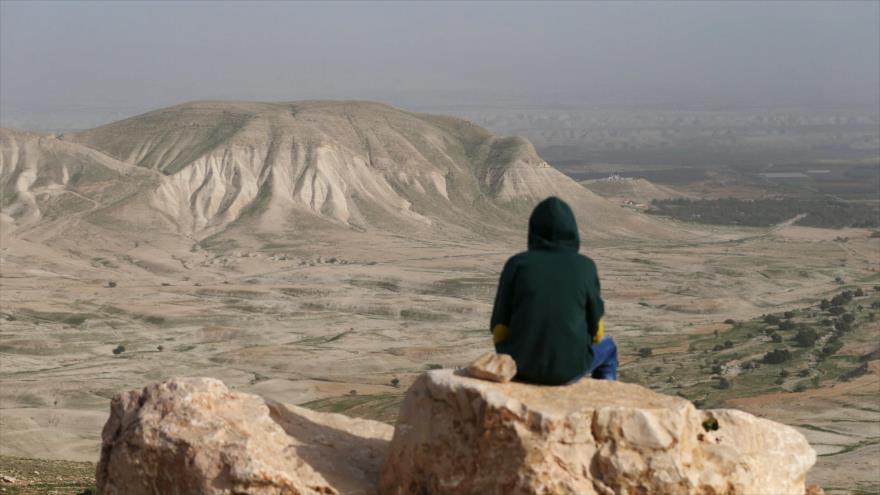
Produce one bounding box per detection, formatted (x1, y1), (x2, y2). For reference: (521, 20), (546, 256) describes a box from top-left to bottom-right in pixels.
(97, 377), (392, 495)
(97, 374), (820, 494)
(466, 352), (517, 383)
(380, 370), (817, 495)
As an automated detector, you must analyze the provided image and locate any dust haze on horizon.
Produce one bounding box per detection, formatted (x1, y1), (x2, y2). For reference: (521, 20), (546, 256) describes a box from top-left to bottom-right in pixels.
(1, 0), (879, 131)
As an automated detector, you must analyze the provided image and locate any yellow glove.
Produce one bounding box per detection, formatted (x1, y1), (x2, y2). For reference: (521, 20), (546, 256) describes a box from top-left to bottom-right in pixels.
(492, 324), (510, 344)
(593, 319), (604, 344)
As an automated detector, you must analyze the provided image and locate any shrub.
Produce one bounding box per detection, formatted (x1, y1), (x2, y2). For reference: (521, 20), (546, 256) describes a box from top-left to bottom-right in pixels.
(702, 415), (719, 431)
(390, 377), (400, 388)
(828, 307), (845, 316)
(793, 382), (807, 392)
(723, 340), (734, 349)
(842, 313), (855, 324)
(771, 332), (783, 343)
(638, 347), (653, 358)
(714, 377), (731, 389)
(711, 364), (723, 374)
(795, 328), (819, 347)
(763, 314), (781, 325)
(112, 345), (126, 355)
(778, 320), (795, 331)
(62, 315), (88, 326)
(156, 345), (164, 352)
(783, 311), (794, 319)
(831, 292), (852, 306)
(763, 348), (792, 364)
(821, 340), (843, 358)
(425, 363), (443, 370)
(724, 319), (736, 325)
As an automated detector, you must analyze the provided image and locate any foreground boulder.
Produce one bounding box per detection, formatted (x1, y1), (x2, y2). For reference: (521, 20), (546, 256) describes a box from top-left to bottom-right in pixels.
(380, 370), (817, 495)
(97, 377), (392, 495)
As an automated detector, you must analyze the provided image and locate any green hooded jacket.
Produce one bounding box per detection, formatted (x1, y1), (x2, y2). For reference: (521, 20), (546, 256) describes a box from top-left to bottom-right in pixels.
(491, 197), (604, 385)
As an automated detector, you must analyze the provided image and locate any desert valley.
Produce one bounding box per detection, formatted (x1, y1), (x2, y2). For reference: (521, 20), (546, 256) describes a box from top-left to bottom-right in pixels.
(0, 100), (878, 493)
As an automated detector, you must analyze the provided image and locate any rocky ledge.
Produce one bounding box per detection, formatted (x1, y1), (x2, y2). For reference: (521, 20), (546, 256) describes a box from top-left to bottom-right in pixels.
(381, 370), (817, 495)
(97, 371), (819, 495)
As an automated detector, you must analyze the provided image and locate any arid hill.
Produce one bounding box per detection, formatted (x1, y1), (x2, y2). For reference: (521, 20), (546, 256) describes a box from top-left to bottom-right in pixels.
(580, 176), (688, 206)
(2, 101), (675, 250)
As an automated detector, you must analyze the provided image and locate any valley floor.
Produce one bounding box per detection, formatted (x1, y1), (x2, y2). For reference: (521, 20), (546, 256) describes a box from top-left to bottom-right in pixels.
(0, 222), (878, 492)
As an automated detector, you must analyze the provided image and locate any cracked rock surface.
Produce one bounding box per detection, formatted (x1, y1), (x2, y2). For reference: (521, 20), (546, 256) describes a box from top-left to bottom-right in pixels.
(380, 370), (817, 495)
(97, 377), (392, 495)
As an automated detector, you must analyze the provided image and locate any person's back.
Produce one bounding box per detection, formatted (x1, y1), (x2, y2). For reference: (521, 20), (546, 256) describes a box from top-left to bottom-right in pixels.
(491, 197), (615, 385)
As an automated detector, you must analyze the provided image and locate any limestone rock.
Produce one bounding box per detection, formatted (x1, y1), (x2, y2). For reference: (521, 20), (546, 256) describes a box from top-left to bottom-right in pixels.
(97, 377), (392, 495)
(380, 370), (817, 495)
(466, 352), (517, 383)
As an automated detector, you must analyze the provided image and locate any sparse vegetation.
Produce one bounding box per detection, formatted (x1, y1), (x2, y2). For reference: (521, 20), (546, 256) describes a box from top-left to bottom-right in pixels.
(794, 328), (819, 347)
(647, 197), (879, 229)
(763, 348), (792, 364)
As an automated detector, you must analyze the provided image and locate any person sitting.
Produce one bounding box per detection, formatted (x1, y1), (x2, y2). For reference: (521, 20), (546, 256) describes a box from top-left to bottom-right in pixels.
(490, 196), (618, 385)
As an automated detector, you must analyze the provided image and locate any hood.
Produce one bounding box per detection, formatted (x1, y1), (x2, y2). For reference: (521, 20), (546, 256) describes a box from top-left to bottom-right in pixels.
(527, 197), (580, 251)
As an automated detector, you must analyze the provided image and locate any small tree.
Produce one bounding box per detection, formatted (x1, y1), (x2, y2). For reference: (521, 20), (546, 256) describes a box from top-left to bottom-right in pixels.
(763, 348), (792, 364)
(795, 328), (819, 347)
(764, 314), (781, 325)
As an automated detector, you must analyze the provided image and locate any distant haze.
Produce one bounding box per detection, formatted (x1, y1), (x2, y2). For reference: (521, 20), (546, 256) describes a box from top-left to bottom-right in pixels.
(1, 0), (878, 130)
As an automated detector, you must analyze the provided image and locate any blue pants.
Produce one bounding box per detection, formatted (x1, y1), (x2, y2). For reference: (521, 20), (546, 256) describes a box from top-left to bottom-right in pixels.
(568, 337), (618, 383)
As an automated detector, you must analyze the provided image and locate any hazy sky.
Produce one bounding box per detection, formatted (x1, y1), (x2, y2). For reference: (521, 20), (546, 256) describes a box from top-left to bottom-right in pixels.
(2, 0), (879, 123)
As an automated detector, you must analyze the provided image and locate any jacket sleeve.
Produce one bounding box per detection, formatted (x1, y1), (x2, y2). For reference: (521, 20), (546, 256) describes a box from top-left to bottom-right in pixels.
(586, 266), (605, 342)
(490, 258), (516, 343)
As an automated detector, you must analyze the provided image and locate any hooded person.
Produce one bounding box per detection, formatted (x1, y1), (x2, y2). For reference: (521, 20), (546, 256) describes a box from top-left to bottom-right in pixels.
(490, 196), (617, 385)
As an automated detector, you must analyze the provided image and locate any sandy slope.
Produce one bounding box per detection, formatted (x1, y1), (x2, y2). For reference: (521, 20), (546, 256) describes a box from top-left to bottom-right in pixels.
(580, 177), (688, 206)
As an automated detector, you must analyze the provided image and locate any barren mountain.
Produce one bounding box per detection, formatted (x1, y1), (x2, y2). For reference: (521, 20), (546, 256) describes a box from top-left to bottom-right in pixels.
(2, 101), (673, 248)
